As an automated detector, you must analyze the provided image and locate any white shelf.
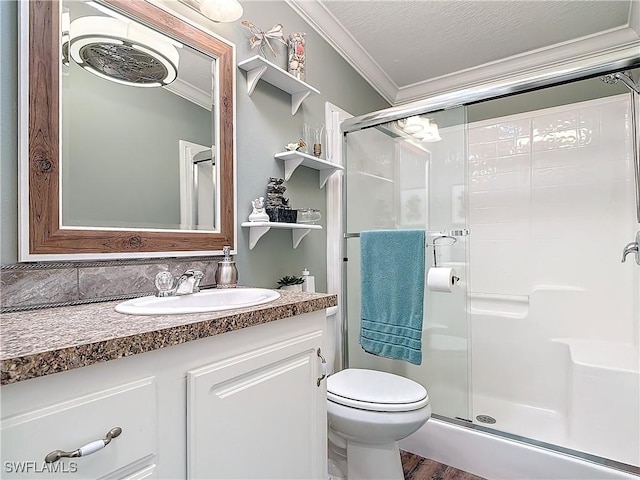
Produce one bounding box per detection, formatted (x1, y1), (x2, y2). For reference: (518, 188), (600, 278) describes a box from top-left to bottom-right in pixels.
(241, 221), (322, 250)
(275, 151), (344, 188)
(238, 56), (321, 115)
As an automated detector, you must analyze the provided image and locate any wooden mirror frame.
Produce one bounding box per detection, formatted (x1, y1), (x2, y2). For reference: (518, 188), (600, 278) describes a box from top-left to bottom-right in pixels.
(20, 0), (235, 261)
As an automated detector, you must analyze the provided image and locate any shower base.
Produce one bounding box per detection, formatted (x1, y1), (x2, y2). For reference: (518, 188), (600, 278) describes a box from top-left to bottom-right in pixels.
(399, 417), (639, 480)
(472, 393), (567, 446)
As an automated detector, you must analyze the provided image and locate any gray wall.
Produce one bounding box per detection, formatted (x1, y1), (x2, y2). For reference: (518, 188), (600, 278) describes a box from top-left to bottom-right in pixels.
(62, 62), (212, 228)
(2, 0), (635, 298)
(0, 1), (389, 293)
(224, 1), (390, 290)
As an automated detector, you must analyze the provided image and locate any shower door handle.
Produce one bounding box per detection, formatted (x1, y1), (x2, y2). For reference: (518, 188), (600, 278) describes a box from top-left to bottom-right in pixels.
(621, 231), (640, 265)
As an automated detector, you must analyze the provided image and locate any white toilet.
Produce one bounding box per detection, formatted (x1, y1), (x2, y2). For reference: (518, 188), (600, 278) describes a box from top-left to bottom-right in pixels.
(324, 307), (431, 480)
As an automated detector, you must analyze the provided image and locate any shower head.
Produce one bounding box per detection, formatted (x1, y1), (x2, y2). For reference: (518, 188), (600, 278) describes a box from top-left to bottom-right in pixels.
(600, 71), (640, 94)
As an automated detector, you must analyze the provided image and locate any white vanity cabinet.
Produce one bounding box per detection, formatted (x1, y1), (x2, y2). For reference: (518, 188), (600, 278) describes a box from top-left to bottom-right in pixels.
(1, 310), (327, 479)
(187, 329), (326, 479)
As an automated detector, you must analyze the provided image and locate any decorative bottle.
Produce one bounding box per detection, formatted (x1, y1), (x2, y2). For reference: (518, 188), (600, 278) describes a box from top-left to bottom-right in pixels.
(287, 32), (306, 81)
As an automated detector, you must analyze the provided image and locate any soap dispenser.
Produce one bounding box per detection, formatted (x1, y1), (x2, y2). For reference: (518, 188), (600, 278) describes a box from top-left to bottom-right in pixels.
(301, 268), (315, 293)
(215, 246), (238, 288)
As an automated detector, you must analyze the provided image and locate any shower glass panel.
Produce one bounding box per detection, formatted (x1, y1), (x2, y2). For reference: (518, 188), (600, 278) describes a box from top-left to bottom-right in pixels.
(465, 77), (639, 467)
(343, 70), (640, 472)
(344, 107), (471, 422)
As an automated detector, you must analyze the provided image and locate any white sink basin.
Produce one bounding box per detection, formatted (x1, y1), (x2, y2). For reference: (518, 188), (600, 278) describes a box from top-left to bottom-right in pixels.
(115, 288), (280, 315)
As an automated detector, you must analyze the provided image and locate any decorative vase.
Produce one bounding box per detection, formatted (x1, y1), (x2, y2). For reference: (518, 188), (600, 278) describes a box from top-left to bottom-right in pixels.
(280, 284), (303, 292)
(312, 125), (324, 158)
(287, 32), (306, 81)
(301, 123), (311, 154)
(266, 207), (297, 223)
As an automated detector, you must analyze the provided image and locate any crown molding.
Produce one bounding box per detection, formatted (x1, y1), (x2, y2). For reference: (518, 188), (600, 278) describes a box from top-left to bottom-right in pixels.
(288, 0), (640, 106)
(285, 0), (397, 104)
(165, 77), (212, 111)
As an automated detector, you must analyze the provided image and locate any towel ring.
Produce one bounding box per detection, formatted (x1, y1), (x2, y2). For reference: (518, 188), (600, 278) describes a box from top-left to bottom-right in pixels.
(430, 235), (456, 267)
(426, 235), (457, 247)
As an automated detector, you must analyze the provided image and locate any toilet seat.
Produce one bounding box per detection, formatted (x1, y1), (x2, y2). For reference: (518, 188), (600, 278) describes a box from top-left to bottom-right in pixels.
(327, 368), (429, 412)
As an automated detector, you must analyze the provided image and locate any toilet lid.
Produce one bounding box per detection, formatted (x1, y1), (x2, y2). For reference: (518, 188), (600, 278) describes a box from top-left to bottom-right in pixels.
(327, 369), (429, 412)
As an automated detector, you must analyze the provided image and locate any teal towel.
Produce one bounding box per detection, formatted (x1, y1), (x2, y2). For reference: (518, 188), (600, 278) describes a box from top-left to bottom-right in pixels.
(359, 229), (425, 365)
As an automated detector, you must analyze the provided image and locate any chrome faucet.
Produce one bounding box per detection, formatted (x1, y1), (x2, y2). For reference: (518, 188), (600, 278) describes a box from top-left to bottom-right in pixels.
(621, 231), (640, 265)
(154, 269), (204, 297)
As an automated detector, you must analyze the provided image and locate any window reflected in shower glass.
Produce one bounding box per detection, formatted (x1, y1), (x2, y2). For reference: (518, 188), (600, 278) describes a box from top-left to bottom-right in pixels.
(61, 0), (216, 231)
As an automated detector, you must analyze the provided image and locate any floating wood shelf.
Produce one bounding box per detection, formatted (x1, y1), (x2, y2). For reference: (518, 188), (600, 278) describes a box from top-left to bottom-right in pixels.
(241, 222), (322, 249)
(238, 56), (320, 115)
(275, 151), (344, 188)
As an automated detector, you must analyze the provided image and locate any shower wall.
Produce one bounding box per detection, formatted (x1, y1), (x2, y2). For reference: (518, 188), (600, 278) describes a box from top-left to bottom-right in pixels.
(467, 93), (639, 466)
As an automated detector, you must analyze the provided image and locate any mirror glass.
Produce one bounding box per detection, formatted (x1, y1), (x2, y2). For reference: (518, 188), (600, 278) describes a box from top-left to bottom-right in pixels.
(20, 0), (235, 260)
(62, 0), (217, 231)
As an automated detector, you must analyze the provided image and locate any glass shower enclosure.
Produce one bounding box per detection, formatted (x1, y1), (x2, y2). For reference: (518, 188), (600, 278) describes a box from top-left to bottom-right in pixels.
(341, 70), (640, 472)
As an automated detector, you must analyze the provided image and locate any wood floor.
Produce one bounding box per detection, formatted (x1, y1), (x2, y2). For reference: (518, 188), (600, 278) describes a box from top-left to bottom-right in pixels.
(401, 451), (487, 480)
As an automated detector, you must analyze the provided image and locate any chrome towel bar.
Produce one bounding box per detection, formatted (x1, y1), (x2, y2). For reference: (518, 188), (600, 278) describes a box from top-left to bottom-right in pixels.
(345, 229), (469, 241)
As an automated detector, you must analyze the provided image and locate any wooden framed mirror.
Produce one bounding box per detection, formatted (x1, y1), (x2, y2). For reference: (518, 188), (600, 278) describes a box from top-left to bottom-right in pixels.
(19, 0), (235, 261)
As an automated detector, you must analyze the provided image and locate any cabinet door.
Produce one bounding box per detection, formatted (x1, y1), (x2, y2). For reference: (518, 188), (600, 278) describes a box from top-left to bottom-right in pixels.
(187, 329), (326, 479)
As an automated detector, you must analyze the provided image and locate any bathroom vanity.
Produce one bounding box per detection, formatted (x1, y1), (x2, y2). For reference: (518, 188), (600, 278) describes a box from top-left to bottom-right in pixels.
(0, 291), (336, 479)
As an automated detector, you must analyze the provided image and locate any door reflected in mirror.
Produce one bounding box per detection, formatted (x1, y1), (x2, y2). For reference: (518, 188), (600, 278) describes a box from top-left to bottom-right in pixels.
(62, 0), (217, 232)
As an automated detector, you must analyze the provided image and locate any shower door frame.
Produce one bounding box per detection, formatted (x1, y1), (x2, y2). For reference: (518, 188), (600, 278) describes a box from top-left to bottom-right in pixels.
(341, 50), (640, 134)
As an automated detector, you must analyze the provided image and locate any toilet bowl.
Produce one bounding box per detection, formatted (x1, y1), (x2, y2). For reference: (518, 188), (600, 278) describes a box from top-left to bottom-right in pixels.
(324, 308), (431, 480)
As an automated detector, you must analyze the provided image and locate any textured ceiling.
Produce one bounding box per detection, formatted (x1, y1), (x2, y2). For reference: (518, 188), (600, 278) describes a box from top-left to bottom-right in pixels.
(292, 0), (638, 104)
(323, 0), (631, 86)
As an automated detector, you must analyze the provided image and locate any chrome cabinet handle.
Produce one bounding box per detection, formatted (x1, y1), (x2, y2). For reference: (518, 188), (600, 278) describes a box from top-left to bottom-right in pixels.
(45, 427), (122, 463)
(317, 348), (329, 387)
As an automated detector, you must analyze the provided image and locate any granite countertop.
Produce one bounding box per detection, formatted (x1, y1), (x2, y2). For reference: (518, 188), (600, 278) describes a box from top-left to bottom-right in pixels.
(0, 289), (337, 386)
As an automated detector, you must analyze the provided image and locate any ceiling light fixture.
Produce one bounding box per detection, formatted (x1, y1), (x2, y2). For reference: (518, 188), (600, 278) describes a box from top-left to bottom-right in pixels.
(69, 16), (180, 88)
(199, 0), (243, 23)
(85, 1), (184, 49)
(399, 116), (424, 134)
(397, 116), (441, 143)
(413, 119), (442, 143)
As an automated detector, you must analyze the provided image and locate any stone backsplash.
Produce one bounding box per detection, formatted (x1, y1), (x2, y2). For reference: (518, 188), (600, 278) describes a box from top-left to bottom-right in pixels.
(1, 256), (223, 311)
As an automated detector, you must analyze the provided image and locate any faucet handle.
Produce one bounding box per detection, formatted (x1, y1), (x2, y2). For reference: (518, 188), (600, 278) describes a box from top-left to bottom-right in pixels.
(155, 271), (174, 297)
(185, 270), (204, 293)
(184, 269), (203, 276)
